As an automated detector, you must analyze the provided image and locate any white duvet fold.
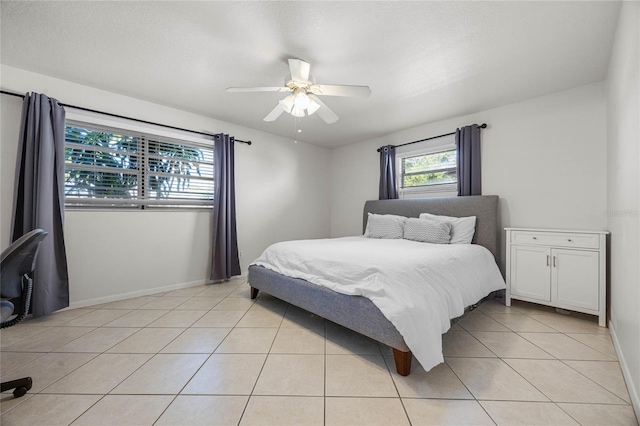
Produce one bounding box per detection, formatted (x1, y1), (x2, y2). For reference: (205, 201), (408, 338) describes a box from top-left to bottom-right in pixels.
(251, 236), (505, 371)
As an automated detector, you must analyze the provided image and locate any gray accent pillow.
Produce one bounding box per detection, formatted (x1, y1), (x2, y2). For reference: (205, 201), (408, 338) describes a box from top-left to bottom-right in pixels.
(419, 213), (476, 244)
(403, 217), (452, 244)
(364, 213), (407, 239)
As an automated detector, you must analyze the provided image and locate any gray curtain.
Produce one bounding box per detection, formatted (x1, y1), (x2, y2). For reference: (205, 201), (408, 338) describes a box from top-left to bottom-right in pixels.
(378, 145), (398, 200)
(456, 124), (482, 196)
(11, 92), (69, 317)
(210, 133), (241, 281)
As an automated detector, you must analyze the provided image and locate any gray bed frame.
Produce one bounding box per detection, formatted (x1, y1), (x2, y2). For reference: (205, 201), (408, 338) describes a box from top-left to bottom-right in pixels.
(248, 195), (499, 376)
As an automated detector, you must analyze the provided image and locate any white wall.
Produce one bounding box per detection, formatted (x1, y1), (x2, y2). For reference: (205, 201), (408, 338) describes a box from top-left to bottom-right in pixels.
(0, 65), (331, 307)
(606, 0), (640, 417)
(331, 82), (608, 271)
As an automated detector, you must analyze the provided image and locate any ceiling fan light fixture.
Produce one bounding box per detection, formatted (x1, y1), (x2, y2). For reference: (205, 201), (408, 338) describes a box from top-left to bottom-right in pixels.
(294, 90), (310, 109)
(278, 94), (295, 113)
(291, 106), (306, 117)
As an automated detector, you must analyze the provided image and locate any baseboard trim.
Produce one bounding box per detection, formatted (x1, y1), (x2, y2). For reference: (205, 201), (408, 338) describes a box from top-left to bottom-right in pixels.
(68, 275), (245, 309)
(609, 321), (640, 421)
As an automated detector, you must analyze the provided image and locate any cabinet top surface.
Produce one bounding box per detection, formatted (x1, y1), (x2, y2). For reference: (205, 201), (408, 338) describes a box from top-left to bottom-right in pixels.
(505, 227), (609, 235)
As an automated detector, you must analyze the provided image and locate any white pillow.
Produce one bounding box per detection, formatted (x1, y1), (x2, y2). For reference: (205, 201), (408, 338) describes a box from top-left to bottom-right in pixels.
(418, 212), (476, 244)
(364, 213), (407, 239)
(403, 218), (452, 244)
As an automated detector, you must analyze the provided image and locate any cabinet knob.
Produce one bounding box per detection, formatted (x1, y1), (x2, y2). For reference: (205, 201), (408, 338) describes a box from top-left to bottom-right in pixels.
(532, 237), (537, 240)
(568, 239), (572, 242)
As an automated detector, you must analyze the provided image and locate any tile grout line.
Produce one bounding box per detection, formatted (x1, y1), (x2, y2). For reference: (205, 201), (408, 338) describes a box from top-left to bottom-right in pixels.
(513, 331), (567, 361)
(515, 329), (614, 360)
(236, 294), (289, 426)
(456, 319), (549, 361)
(443, 357), (478, 400)
(67, 393), (109, 425)
(0, 325), (54, 350)
(146, 282), (245, 425)
(563, 332), (619, 359)
(475, 401), (499, 426)
(0, 351), (48, 376)
(144, 302), (232, 425)
(556, 358), (630, 404)
(381, 351), (413, 426)
(485, 310), (565, 334)
(553, 401), (586, 425)
(323, 314), (327, 426)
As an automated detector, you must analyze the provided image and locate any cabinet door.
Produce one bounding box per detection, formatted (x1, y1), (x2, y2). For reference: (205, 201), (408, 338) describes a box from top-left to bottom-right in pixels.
(552, 249), (599, 310)
(510, 246), (551, 302)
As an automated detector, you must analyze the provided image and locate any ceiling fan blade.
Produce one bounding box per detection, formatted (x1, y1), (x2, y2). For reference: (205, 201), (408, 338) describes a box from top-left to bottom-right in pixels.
(263, 104), (285, 122)
(288, 59), (311, 83)
(308, 94), (338, 124)
(226, 87), (291, 93)
(312, 84), (371, 98)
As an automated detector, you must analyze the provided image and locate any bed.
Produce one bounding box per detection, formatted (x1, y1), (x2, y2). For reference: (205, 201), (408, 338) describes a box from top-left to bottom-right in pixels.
(248, 195), (503, 376)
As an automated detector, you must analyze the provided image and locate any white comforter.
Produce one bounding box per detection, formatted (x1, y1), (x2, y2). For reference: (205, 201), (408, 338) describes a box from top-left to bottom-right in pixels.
(251, 236), (506, 371)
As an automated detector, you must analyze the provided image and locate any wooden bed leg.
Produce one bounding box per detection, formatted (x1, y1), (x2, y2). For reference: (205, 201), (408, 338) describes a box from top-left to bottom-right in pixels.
(393, 349), (412, 376)
(250, 287), (259, 299)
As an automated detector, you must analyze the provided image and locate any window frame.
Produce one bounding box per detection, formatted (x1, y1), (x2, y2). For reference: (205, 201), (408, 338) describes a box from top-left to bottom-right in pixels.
(395, 134), (458, 199)
(64, 111), (215, 210)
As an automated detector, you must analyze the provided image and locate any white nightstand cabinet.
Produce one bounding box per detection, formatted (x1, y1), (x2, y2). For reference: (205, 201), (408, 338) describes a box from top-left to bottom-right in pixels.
(505, 228), (608, 327)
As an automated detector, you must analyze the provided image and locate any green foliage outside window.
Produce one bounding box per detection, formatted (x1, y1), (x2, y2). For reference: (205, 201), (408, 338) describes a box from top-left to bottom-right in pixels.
(402, 150), (457, 188)
(146, 139), (206, 199)
(64, 126), (209, 202)
(64, 127), (138, 198)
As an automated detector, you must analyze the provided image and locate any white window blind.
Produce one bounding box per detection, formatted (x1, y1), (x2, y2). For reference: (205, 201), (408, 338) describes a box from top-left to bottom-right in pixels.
(64, 121), (214, 208)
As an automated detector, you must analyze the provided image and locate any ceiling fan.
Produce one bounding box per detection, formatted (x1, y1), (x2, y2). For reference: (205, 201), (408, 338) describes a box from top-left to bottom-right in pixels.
(226, 59), (371, 124)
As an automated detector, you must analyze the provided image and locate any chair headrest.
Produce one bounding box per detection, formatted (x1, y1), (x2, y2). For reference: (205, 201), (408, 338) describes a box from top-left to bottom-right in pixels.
(1, 229), (48, 298)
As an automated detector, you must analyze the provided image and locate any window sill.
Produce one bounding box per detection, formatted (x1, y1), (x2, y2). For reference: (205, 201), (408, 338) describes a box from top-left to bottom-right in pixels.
(65, 206), (213, 212)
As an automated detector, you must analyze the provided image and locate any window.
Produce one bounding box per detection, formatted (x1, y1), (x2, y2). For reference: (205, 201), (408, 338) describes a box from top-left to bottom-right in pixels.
(64, 121), (214, 208)
(401, 149), (457, 187)
(396, 134), (457, 198)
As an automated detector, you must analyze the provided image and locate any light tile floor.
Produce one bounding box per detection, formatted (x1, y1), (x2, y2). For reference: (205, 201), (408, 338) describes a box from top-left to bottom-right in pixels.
(1, 278), (637, 425)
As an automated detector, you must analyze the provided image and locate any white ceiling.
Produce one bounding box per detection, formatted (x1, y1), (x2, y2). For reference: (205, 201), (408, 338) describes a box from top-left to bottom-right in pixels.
(1, 1), (621, 148)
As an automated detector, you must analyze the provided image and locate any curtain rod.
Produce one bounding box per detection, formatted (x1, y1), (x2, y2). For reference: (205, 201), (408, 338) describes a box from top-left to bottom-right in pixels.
(376, 123), (487, 152)
(1, 90), (252, 145)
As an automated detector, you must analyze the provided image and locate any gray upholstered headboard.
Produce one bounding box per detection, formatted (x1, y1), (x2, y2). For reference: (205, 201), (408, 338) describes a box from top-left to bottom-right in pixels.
(363, 195), (499, 260)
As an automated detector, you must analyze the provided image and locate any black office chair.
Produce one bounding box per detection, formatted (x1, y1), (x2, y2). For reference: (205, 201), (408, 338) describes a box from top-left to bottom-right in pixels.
(1, 228), (48, 398)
